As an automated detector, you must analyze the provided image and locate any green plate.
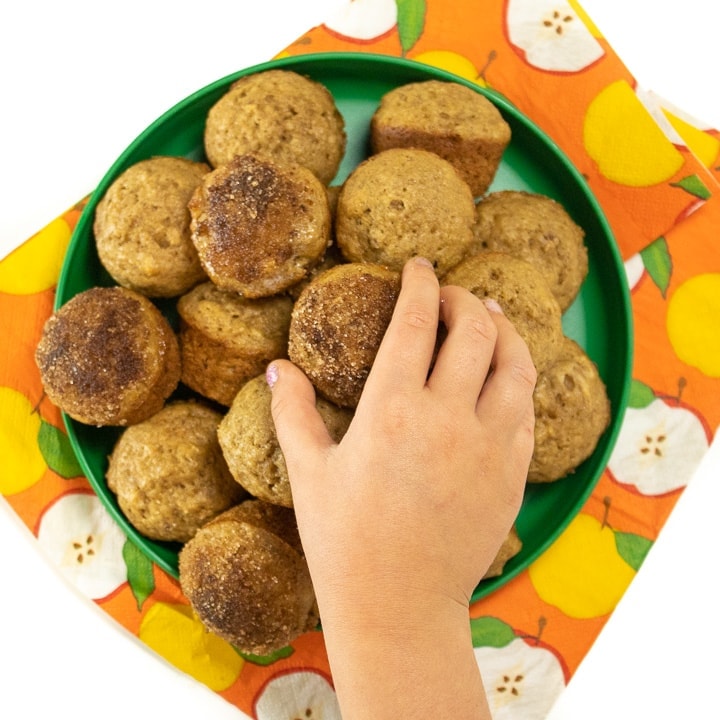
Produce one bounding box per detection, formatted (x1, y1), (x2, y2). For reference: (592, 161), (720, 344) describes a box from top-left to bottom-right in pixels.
(57, 52), (633, 601)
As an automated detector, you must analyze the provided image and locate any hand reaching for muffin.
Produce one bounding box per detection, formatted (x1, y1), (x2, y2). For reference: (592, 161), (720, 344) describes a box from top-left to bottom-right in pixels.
(267, 256), (536, 718)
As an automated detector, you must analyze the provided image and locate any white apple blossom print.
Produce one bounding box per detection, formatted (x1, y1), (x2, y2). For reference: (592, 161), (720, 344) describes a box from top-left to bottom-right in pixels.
(608, 397), (710, 495)
(37, 490), (127, 600)
(254, 670), (341, 720)
(323, 0), (397, 41)
(474, 637), (566, 719)
(505, 0), (604, 72)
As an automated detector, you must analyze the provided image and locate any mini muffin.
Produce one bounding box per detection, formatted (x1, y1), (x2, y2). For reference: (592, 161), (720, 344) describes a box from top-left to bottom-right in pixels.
(209, 499), (303, 554)
(179, 502), (318, 655)
(288, 262), (401, 408)
(370, 80), (511, 197)
(218, 374), (353, 507)
(35, 286), (180, 426)
(472, 191), (588, 311)
(93, 156), (209, 297)
(106, 400), (245, 542)
(529, 337), (610, 483)
(335, 148), (476, 276)
(189, 153), (331, 298)
(204, 69), (346, 184)
(442, 251), (563, 372)
(483, 525), (522, 580)
(177, 281), (293, 406)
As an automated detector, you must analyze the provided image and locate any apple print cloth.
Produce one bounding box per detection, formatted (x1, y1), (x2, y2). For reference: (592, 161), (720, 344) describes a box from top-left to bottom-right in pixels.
(2, 1), (719, 718)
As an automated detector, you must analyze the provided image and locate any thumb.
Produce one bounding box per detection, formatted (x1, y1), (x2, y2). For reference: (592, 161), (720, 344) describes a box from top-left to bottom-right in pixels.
(267, 359), (335, 473)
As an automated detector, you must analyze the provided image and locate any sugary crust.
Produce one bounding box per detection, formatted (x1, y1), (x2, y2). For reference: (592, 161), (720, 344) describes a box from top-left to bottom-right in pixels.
(35, 286), (180, 426)
(93, 156), (209, 297)
(106, 400), (245, 542)
(335, 148), (475, 276)
(370, 80), (511, 196)
(189, 153), (331, 298)
(218, 374), (353, 507)
(179, 509), (318, 655)
(204, 69), (346, 184)
(529, 337), (610, 483)
(442, 251), (564, 373)
(177, 282), (292, 406)
(472, 190), (588, 311)
(288, 262), (401, 408)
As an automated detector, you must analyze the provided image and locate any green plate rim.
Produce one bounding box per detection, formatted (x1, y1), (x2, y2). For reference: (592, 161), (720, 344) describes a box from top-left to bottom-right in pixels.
(56, 51), (634, 599)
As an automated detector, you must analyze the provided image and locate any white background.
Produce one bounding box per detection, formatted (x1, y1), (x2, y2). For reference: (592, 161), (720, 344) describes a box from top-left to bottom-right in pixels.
(1, 1), (719, 718)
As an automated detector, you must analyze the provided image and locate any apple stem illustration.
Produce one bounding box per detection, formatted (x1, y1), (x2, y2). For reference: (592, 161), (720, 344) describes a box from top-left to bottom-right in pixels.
(601, 495), (613, 530)
(657, 376), (687, 404)
(519, 615), (547, 646)
(478, 50), (497, 84)
(32, 389), (47, 416)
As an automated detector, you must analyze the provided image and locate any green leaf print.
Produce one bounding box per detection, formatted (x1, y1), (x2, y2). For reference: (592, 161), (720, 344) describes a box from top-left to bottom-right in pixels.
(123, 540), (155, 610)
(639, 237), (672, 297)
(627, 379), (656, 409)
(670, 174), (712, 200)
(470, 616), (515, 648)
(237, 644), (295, 665)
(37, 419), (83, 478)
(615, 531), (653, 571)
(395, 0), (426, 55)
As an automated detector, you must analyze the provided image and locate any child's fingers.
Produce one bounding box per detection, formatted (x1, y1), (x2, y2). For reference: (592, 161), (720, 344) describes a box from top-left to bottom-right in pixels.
(362, 257), (441, 401)
(268, 359), (335, 473)
(475, 307), (537, 433)
(426, 285), (497, 406)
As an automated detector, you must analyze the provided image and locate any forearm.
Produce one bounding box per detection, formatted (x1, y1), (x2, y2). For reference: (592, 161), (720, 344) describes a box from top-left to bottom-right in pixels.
(319, 593), (491, 720)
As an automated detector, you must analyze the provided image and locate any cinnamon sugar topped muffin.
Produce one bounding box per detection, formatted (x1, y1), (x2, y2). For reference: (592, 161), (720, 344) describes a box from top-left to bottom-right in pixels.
(288, 262), (401, 408)
(35, 286), (180, 427)
(204, 69), (346, 184)
(188, 153), (331, 298)
(179, 500), (318, 655)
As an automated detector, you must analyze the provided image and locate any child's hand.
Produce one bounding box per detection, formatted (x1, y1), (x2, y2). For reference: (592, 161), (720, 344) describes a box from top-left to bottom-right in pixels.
(267, 256), (536, 719)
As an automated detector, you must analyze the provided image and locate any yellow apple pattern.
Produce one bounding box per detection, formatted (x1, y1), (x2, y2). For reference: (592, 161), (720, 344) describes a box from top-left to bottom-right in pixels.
(2, 0), (720, 715)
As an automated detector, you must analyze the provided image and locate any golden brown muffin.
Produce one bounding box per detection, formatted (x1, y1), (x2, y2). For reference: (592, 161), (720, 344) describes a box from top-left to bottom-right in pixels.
(442, 251), (563, 372)
(209, 499), (302, 554)
(177, 281), (293, 406)
(106, 400), (245, 542)
(218, 374), (353, 507)
(179, 502), (318, 655)
(472, 190), (588, 311)
(93, 156), (209, 297)
(370, 80), (511, 197)
(529, 337), (610, 483)
(188, 153), (331, 298)
(482, 525), (523, 579)
(204, 69), (346, 184)
(35, 286), (180, 426)
(288, 262), (401, 408)
(335, 148), (476, 275)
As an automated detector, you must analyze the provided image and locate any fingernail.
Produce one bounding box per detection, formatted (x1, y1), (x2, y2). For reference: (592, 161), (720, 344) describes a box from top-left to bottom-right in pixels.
(413, 256), (434, 269)
(484, 298), (504, 315)
(266, 362), (279, 389)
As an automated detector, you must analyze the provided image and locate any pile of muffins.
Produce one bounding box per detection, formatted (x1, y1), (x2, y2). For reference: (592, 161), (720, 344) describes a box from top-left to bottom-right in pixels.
(35, 68), (610, 655)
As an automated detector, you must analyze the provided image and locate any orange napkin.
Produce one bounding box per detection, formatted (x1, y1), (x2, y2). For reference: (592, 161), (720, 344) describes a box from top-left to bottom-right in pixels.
(2, 1), (718, 717)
